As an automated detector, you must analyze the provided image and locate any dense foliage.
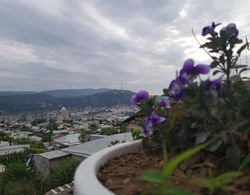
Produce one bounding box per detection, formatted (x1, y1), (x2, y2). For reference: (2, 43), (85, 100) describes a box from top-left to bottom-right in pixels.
(0, 151), (79, 195)
(46, 159), (80, 189)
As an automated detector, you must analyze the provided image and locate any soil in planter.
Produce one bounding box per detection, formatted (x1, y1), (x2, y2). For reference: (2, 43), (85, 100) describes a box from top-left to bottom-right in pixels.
(98, 151), (250, 195)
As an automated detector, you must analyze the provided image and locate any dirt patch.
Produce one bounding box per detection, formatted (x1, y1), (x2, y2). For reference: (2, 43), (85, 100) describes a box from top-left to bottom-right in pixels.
(98, 151), (250, 195)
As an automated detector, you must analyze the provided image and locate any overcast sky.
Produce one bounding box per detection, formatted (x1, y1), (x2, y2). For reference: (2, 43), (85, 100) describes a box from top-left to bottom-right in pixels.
(0, 0), (249, 94)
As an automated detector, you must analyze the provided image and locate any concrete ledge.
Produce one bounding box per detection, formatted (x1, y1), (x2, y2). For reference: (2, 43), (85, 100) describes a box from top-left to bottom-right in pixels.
(74, 140), (142, 195)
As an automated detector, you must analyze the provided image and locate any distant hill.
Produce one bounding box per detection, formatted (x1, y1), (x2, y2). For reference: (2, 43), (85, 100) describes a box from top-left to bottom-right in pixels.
(0, 88), (111, 97)
(0, 93), (56, 112)
(0, 89), (134, 113)
(57, 89), (134, 108)
(41, 88), (111, 97)
(0, 91), (37, 96)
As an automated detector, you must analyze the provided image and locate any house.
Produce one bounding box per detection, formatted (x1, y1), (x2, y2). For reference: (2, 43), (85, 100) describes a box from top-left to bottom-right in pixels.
(60, 132), (133, 158)
(33, 150), (71, 176)
(0, 144), (30, 158)
(33, 133), (133, 175)
(53, 133), (80, 147)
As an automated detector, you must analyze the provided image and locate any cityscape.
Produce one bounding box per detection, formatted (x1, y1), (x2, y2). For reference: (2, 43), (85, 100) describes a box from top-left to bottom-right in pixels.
(0, 101), (138, 194)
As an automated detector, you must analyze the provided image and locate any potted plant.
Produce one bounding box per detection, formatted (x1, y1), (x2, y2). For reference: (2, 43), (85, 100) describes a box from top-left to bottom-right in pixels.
(74, 22), (250, 195)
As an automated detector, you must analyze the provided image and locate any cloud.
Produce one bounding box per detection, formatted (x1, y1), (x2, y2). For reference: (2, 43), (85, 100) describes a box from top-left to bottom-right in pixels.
(0, 0), (249, 94)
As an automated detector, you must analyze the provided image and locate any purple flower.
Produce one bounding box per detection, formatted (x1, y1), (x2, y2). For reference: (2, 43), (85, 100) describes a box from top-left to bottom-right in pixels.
(202, 22), (221, 36)
(194, 64), (210, 74)
(149, 111), (166, 124)
(143, 111), (166, 136)
(205, 79), (222, 91)
(220, 23), (239, 38)
(131, 90), (149, 106)
(168, 78), (184, 101)
(220, 27), (227, 35)
(144, 119), (153, 136)
(156, 96), (171, 109)
(169, 59), (210, 101)
(226, 23), (238, 37)
(181, 59), (210, 75)
(181, 59), (195, 74)
(202, 26), (211, 37)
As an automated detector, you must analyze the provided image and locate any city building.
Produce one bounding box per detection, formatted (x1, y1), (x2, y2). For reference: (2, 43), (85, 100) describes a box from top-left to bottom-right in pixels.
(58, 106), (69, 122)
(33, 133), (133, 175)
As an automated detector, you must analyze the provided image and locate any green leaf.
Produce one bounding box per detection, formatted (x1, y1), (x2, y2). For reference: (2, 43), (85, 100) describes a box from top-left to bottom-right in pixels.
(219, 55), (225, 64)
(207, 139), (223, 152)
(163, 142), (211, 180)
(165, 187), (193, 195)
(140, 169), (165, 183)
(212, 70), (222, 76)
(239, 154), (250, 171)
(200, 42), (216, 49)
(210, 61), (219, 68)
(214, 171), (242, 185)
(194, 171), (242, 193)
(195, 132), (210, 145)
(239, 68), (250, 74)
(237, 43), (248, 55)
(231, 65), (248, 69)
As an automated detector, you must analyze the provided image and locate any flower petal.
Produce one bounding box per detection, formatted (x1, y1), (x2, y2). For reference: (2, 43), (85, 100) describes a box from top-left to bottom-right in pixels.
(204, 79), (221, 91)
(202, 26), (210, 36)
(144, 119), (153, 136)
(194, 64), (210, 74)
(149, 112), (166, 124)
(182, 59), (194, 74)
(168, 78), (184, 101)
(131, 90), (149, 106)
(155, 96), (170, 109)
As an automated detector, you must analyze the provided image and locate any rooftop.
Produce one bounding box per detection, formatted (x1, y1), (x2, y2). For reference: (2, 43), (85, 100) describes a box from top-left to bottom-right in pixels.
(61, 132), (133, 157)
(54, 133), (80, 146)
(0, 144), (29, 156)
(38, 150), (70, 160)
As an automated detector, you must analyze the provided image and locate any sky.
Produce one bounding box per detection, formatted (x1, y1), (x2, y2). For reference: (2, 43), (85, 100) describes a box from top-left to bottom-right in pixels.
(0, 0), (249, 94)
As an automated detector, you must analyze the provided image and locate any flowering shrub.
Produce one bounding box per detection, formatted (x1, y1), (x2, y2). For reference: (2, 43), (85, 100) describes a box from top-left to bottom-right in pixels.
(132, 22), (250, 168)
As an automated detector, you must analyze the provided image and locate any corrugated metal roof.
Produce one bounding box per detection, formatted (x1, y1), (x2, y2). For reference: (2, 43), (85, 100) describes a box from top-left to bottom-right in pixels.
(39, 150), (70, 160)
(0, 141), (9, 148)
(89, 134), (107, 141)
(54, 133), (80, 145)
(0, 144), (29, 156)
(61, 133), (133, 157)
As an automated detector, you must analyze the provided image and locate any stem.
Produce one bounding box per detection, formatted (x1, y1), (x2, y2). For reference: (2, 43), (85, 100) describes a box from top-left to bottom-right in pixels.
(199, 86), (225, 130)
(192, 29), (215, 60)
(163, 139), (168, 166)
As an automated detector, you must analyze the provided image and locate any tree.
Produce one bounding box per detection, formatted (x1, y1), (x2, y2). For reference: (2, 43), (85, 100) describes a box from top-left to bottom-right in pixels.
(79, 130), (92, 143)
(0, 149), (30, 165)
(0, 132), (10, 141)
(47, 159), (80, 188)
(4, 181), (36, 195)
(89, 123), (97, 131)
(12, 137), (31, 145)
(47, 121), (58, 130)
(41, 130), (52, 143)
(30, 141), (48, 153)
(3, 162), (34, 182)
(0, 162), (43, 195)
(101, 127), (119, 135)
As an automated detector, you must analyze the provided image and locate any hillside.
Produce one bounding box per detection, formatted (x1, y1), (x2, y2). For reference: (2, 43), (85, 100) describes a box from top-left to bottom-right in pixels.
(0, 89), (134, 113)
(41, 88), (111, 97)
(57, 90), (134, 108)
